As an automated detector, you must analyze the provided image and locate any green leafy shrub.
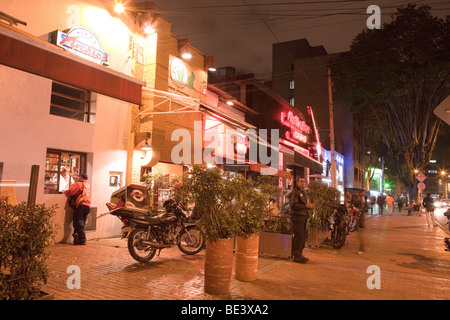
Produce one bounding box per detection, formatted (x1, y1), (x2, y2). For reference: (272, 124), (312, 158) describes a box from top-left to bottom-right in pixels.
(181, 165), (239, 241)
(0, 199), (57, 300)
(306, 181), (339, 230)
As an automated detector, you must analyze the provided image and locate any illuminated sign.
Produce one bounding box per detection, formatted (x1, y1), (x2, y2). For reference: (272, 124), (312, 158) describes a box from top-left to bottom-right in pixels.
(234, 133), (249, 155)
(56, 26), (110, 65)
(170, 57), (188, 88)
(280, 111), (310, 144)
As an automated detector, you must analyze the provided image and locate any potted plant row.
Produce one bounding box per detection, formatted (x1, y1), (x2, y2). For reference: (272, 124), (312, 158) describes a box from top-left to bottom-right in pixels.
(181, 166), (273, 294)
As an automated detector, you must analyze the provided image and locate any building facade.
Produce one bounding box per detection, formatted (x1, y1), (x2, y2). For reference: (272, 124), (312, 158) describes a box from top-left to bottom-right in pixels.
(271, 38), (366, 190)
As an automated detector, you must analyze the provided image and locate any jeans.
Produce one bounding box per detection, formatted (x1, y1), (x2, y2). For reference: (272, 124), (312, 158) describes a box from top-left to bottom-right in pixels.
(291, 215), (307, 258)
(73, 205), (90, 243)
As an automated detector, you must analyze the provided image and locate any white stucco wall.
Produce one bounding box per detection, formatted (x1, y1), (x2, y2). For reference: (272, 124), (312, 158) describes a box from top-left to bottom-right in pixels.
(0, 65), (131, 242)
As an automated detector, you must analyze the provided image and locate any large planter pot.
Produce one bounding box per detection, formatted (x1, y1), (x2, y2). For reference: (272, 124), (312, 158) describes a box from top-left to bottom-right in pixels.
(258, 231), (292, 258)
(308, 227), (319, 249)
(235, 234), (259, 282)
(204, 238), (234, 295)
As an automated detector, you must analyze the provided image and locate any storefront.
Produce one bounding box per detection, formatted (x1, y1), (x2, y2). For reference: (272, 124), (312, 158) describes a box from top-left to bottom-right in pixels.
(0, 2), (145, 242)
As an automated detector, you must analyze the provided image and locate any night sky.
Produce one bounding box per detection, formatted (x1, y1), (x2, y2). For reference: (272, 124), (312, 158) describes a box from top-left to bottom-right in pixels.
(146, 0), (449, 80)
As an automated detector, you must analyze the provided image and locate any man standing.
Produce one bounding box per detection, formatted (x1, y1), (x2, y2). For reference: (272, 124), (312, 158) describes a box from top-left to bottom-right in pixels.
(289, 177), (314, 264)
(65, 173), (91, 245)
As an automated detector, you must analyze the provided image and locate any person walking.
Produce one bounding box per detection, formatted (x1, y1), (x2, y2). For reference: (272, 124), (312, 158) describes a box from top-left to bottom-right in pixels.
(385, 194), (395, 215)
(288, 176), (314, 264)
(422, 193), (437, 227)
(65, 173), (91, 245)
(377, 194), (385, 215)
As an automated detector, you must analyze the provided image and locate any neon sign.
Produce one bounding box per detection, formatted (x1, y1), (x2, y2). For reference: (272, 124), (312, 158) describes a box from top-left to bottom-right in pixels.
(234, 133), (249, 155)
(280, 111), (310, 144)
(56, 26), (110, 65)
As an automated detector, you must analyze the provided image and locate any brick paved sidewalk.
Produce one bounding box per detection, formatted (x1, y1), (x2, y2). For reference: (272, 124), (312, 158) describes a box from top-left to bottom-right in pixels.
(41, 211), (450, 301)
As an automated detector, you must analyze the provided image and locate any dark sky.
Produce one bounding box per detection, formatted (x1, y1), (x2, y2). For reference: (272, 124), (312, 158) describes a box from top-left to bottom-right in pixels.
(147, 0), (449, 80)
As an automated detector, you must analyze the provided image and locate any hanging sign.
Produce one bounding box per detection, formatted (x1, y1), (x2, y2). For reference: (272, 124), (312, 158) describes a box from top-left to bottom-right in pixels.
(56, 26), (110, 65)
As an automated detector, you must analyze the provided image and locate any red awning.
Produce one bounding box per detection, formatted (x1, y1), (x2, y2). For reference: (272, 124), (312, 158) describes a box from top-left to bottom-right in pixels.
(0, 23), (144, 105)
(249, 163), (292, 179)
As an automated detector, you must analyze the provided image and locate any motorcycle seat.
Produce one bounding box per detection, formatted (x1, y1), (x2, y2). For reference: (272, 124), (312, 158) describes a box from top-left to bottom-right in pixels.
(144, 212), (176, 224)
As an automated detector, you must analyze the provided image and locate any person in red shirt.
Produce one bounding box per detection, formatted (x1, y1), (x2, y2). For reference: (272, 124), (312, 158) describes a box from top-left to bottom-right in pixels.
(64, 173), (91, 245)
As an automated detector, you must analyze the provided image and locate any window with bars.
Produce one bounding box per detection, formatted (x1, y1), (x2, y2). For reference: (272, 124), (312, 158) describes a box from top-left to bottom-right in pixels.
(50, 82), (95, 123)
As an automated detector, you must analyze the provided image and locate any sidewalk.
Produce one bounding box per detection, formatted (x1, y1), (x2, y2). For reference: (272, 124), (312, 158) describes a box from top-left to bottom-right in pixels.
(41, 209), (450, 300)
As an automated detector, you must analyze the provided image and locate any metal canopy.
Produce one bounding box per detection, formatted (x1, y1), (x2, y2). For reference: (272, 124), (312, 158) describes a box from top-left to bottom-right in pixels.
(140, 87), (201, 115)
(140, 87), (256, 130)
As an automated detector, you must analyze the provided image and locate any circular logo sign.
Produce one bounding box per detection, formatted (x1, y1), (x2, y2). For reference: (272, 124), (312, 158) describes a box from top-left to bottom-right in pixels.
(130, 189), (146, 202)
(57, 26), (110, 65)
(170, 57), (188, 87)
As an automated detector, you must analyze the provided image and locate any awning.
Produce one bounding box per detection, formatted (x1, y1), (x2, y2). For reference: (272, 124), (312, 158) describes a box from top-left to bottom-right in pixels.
(199, 102), (256, 130)
(249, 163), (292, 179)
(141, 87), (256, 130)
(0, 23), (144, 105)
(292, 151), (323, 172)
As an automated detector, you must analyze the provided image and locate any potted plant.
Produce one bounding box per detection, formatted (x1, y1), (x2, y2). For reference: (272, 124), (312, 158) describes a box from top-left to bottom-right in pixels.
(306, 181), (339, 249)
(181, 165), (239, 294)
(0, 196), (57, 300)
(233, 175), (268, 282)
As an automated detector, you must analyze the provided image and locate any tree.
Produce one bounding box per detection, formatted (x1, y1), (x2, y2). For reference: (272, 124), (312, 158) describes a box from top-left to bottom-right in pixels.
(331, 4), (450, 202)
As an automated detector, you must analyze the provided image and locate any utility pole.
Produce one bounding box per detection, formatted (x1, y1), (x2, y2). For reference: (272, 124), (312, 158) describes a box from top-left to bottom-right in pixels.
(328, 67), (337, 189)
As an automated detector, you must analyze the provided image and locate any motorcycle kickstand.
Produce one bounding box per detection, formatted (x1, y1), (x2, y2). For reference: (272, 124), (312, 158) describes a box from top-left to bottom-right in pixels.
(157, 249), (162, 257)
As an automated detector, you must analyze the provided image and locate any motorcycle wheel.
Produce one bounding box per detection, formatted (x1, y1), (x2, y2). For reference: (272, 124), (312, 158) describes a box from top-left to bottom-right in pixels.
(331, 227), (346, 249)
(177, 225), (205, 255)
(127, 229), (156, 262)
(348, 218), (359, 233)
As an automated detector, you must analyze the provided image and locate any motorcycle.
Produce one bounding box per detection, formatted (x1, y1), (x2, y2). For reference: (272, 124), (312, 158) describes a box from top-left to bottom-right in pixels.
(347, 205), (362, 233)
(108, 197), (205, 262)
(328, 204), (348, 249)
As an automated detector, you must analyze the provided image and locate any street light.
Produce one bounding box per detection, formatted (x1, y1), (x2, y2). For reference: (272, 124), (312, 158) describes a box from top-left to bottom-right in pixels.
(111, 1), (158, 37)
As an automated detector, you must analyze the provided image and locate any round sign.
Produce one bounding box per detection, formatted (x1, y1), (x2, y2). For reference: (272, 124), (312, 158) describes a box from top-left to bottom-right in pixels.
(417, 182), (426, 191)
(170, 57), (188, 87)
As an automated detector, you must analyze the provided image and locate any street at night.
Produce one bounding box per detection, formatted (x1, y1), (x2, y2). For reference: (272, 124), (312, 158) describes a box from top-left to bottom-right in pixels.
(1, 0), (449, 303)
(41, 208), (450, 301)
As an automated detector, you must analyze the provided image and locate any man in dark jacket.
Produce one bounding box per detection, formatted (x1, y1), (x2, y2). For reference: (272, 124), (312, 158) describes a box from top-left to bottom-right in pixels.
(289, 177), (314, 263)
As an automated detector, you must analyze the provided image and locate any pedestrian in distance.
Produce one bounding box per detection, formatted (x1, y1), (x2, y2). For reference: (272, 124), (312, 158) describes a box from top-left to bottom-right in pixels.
(65, 173), (91, 245)
(385, 194), (395, 215)
(288, 176), (314, 264)
(377, 194), (385, 215)
(422, 193), (437, 227)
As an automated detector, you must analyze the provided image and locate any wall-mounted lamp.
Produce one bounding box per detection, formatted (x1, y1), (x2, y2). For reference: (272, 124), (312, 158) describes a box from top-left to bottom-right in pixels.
(141, 139), (152, 151)
(179, 40), (192, 60)
(181, 48), (192, 60)
(205, 56), (216, 72)
(140, 132), (152, 151)
(112, 2), (157, 36)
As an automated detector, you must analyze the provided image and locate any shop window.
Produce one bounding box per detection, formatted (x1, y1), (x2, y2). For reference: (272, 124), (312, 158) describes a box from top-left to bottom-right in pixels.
(44, 149), (86, 194)
(50, 82), (95, 123)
